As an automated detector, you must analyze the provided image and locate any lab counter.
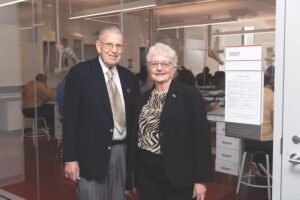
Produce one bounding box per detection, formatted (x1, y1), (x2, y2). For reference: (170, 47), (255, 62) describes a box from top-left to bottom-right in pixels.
(0, 93), (23, 131)
(0, 93), (21, 101)
(207, 107), (242, 176)
(207, 107), (225, 122)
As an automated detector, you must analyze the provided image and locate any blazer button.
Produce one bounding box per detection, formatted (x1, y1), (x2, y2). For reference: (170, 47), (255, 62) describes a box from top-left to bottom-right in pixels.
(109, 129), (113, 133)
(159, 132), (164, 137)
(107, 146), (111, 150)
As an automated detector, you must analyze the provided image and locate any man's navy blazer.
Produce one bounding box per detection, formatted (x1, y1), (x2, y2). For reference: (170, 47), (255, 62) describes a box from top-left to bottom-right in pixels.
(63, 57), (140, 181)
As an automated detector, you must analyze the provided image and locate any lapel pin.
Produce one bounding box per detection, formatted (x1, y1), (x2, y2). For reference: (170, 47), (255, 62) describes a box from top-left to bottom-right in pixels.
(172, 93), (176, 98)
(126, 88), (131, 93)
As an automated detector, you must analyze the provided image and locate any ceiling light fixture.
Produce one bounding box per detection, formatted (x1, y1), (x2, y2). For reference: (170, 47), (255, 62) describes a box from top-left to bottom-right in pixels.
(213, 28), (275, 37)
(19, 23), (44, 30)
(156, 17), (238, 31)
(84, 18), (120, 25)
(0, 0), (26, 7)
(69, 0), (156, 20)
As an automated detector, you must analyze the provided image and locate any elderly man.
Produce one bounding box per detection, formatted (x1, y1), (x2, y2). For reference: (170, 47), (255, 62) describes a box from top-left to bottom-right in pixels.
(63, 26), (140, 200)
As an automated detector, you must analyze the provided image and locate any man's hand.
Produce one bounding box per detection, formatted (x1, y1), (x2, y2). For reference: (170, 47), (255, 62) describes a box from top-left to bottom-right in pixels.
(64, 162), (80, 182)
(125, 187), (137, 200)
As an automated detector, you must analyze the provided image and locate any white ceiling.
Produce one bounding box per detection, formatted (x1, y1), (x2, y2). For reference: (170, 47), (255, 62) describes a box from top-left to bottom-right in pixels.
(20, 0), (274, 30)
(60, 0), (275, 26)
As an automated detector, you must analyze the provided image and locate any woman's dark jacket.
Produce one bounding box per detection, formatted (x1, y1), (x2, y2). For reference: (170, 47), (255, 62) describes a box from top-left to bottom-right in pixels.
(126, 80), (213, 189)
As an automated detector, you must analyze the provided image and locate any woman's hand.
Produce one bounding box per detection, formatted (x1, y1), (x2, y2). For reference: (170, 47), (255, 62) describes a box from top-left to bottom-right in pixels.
(64, 162), (80, 182)
(192, 183), (207, 200)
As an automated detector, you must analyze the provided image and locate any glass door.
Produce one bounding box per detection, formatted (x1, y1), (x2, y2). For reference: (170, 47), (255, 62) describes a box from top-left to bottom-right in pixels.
(0, 0), (40, 199)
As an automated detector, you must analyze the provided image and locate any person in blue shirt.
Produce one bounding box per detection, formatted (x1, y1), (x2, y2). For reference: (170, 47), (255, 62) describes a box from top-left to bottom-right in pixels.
(56, 79), (65, 117)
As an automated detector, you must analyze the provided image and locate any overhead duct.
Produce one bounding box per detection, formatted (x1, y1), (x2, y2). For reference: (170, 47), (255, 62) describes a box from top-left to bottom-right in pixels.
(207, 25), (224, 65)
(229, 9), (257, 19)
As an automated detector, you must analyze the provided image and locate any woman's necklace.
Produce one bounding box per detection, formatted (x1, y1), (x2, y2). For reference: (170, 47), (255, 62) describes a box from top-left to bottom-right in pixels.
(153, 87), (168, 94)
(153, 81), (171, 94)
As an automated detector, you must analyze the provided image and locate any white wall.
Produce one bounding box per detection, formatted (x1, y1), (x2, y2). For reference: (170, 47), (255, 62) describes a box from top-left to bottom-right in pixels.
(183, 27), (222, 76)
(123, 14), (146, 73)
(183, 39), (205, 75)
(0, 6), (22, 86)
(18, 0), (45, 85)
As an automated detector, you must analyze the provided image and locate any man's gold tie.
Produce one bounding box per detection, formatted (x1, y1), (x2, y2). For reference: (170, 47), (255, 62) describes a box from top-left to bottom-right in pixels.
(106, 69), (126, 134)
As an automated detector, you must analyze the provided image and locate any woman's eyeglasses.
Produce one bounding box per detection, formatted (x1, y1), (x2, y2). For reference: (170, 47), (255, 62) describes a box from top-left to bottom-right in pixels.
(148, 61), (172, 69)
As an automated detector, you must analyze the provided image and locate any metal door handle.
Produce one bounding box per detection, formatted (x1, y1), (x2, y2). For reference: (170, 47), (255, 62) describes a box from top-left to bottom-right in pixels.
(289, 153), (300, 164)
(292, 135), (300, 144)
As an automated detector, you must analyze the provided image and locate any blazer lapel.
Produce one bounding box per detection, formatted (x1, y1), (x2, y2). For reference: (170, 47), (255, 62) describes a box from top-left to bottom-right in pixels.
(90, 57), (113, 118)
(159, 81), (178, 128)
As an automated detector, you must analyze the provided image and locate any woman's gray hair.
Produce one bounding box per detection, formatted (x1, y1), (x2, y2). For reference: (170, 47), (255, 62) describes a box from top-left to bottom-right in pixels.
(147, 43), (178, 66)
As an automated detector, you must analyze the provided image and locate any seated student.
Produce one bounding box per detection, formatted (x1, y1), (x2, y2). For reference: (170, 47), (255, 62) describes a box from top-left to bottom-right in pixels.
(175, 66), (196, 86)
(195, 66), (213, 86)
(136, 67), (153, 94)
(266, 65), (275, 90)
(56, 79), (65, 117)
(245, 75), (274, 175)
(22, 73), (56, 133)
(56, 79), (65, 156)
(212, 71), (225, 89)
(175, 67), (218, 112)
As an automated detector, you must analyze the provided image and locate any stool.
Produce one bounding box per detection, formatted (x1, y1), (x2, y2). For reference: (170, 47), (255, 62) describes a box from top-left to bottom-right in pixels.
(236, 151), (272, 200)
(21, 117), (51, 142)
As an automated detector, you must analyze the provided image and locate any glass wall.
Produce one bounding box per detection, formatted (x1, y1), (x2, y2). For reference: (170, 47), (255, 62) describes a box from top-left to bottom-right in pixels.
(0, 0), (36, 199)
(0, 0), (275, 199)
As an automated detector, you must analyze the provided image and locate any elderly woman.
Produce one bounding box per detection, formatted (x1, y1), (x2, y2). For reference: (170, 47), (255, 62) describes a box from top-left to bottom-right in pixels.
(126, 43), (213, 200)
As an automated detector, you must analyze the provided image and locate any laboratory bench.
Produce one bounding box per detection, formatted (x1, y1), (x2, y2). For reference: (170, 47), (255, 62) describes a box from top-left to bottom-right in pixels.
(207, 107), (242, 176)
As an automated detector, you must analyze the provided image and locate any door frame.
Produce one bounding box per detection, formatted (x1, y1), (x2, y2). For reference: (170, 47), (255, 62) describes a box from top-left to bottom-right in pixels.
(274, 0), (300, 199)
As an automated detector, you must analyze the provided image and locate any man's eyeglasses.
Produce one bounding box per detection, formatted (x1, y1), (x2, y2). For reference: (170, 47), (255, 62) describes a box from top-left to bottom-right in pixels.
(101, 41), (124, 52)
(148, 61), (173, 69)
